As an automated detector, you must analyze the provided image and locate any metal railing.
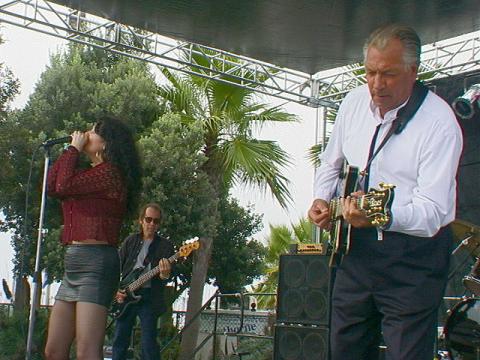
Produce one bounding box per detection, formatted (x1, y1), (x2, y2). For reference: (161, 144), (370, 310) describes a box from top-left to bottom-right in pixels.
(159, 291), (277, 359)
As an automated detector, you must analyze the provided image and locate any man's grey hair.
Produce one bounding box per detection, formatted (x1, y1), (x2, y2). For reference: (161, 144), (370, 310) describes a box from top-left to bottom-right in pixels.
(363, 24), (421, 68)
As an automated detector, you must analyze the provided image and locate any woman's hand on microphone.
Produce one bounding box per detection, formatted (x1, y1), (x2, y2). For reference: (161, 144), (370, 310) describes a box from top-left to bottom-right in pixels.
(70, 131), (88, 152)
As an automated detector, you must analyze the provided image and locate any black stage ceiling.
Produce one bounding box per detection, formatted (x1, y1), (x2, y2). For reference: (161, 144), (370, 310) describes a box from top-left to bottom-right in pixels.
(48, 0), (480, 75)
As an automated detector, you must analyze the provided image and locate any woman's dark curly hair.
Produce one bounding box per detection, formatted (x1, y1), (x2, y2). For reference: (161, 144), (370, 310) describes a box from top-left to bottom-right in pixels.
(94, 115), (142, 217)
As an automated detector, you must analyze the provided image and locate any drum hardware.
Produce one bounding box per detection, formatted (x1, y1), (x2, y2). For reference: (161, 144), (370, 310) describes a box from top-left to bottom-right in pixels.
(444, 296), (467, 301)
(464, 258), (480, 296)
(448, 220), (480, 285)
(452, 234), (477, 256)
(438, 221), (480, 359)
(449, 235), (479, 281)
(451, 220), (480, 258)
(437, 350), (452, 360)
(443, 297), (480, 360)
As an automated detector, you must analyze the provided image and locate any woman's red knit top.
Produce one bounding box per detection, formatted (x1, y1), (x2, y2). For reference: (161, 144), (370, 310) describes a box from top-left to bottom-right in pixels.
(47, 146), (127, 246)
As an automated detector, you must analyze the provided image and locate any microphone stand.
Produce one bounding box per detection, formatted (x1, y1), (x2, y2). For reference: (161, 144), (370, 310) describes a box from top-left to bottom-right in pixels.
(25, 144), (52, 360)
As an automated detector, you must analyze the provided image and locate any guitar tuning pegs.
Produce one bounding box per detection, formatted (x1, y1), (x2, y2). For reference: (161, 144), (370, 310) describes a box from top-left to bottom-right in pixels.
(379, 182), (395, 189)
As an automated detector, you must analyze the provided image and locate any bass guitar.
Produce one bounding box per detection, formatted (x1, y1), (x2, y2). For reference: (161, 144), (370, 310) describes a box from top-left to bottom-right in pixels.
(329, 165), (395, 267)
(110, 237), (200, 319)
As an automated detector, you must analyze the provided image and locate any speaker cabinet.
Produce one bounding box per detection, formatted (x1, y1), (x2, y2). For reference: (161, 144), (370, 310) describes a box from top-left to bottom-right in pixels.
(277, 254), (331, 326)
(274, 324), (329, 360)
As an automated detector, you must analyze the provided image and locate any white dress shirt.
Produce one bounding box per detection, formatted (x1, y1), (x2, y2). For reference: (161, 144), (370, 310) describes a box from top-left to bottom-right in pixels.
(314, 84), (463, 237)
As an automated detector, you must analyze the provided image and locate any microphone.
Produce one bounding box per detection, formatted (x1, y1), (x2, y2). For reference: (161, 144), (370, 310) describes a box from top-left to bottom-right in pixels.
(41, 136), (72, 148)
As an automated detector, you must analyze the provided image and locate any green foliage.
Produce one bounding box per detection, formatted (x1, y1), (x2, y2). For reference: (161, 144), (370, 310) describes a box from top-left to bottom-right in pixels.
(25, 45), (161, 136)
(209, 198), (266, 295)
(138, 112), (217, 241)
(0, 41), (19, 117)
(163, 50), (297, 358)
(138, 113), (266, 295)
(138, 112), (218, 286)
(158, 322), (181, 360)
(0, 34), (20, 216)
(220, 337), (273, 360)
(255, 219), (316, 309)
(0, 44), (161, 280)
(1, 43), (280, 344)
(1, 42), (269, 302)
(160, 50), (298, 207)
(156, 53), (297, 322)
(0, 307), (48, 360)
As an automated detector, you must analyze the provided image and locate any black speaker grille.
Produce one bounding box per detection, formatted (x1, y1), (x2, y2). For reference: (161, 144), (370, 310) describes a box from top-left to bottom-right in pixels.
(274, 324), (329, 360)
(284, 258), (306, 288)
(278, 329), (302, 359)
(303, 332), (328, 359)
(277, 255), (331, 326)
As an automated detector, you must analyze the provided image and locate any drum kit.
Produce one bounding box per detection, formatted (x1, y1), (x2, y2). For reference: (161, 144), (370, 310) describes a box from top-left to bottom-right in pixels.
(438, 219), (480, 360)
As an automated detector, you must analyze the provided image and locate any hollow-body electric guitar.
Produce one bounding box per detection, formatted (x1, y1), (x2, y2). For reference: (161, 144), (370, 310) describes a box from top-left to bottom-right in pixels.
(329, 165), (395, 267)
(110, 237), (200, 320)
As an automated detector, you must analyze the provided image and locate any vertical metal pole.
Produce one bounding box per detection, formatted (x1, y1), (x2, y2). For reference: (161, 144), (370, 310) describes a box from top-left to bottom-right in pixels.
(313, 107), (320, 243)
(313, 106), (328, 244)
(320, 106), (328, 246)
(212, 293), (219, 359)
(25, 148), (50, 360)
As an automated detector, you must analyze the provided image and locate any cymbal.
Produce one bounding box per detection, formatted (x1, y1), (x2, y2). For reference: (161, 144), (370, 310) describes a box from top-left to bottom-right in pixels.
(451, 219), (480, 257)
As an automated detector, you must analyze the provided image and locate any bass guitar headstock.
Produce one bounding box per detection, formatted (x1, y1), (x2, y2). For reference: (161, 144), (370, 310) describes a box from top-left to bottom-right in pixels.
(178, 237), (200, 258)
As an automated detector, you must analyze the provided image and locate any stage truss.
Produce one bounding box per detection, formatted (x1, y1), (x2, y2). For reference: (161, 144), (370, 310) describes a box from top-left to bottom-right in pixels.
(1, 0), (479, 109)
(314, 31), (480, 106)
(0, 0), (336, 108)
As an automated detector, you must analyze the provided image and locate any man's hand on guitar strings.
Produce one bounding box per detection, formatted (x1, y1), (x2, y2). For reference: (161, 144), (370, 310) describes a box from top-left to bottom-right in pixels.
(115, 290), (127, 304)
(341, 191), (373, 228)
(308, 199), (331, 229)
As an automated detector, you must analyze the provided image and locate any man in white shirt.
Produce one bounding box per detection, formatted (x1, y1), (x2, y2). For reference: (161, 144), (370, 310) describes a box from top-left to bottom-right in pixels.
(308, 24), (463, 359)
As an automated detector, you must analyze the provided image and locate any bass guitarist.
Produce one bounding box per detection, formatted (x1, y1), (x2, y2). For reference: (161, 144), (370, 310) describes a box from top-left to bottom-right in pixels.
(112, 203), (174, 360)
(308, 24), (463, 360)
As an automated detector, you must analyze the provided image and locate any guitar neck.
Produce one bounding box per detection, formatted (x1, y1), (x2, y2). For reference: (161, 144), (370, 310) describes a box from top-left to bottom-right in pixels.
(329, 196), (363, 220)
(126, 252), (179, 293)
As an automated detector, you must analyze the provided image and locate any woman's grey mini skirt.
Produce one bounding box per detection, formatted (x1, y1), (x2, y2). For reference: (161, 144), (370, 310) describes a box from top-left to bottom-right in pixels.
(55, 244), (120, 308)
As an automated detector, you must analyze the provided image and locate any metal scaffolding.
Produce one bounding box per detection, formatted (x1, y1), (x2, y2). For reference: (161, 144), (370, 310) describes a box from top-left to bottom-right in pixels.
(0, 0), (336, 108)
(314, 31), (480, 106)
(0, 0), (479, 109)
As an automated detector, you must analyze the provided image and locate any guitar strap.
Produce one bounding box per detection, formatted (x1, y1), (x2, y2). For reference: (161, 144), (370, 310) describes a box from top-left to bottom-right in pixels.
(361, 81), (429, 189)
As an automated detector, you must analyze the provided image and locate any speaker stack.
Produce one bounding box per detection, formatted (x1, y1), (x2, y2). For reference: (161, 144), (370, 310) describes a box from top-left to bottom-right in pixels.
(274, 254), (332, 360)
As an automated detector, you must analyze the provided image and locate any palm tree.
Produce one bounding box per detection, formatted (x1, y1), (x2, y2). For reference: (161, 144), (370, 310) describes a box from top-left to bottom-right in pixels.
(254, 218), (321, 309)
(158, 48), (297, 359)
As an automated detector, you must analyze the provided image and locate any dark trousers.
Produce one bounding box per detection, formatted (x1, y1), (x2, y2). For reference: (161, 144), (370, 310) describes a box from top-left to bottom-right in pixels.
(330, 227), (452, 360)
(112, 289), (160, 360)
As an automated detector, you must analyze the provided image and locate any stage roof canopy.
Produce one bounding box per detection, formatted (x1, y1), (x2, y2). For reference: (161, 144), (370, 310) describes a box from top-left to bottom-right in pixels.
(49, 0), (480, 75)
